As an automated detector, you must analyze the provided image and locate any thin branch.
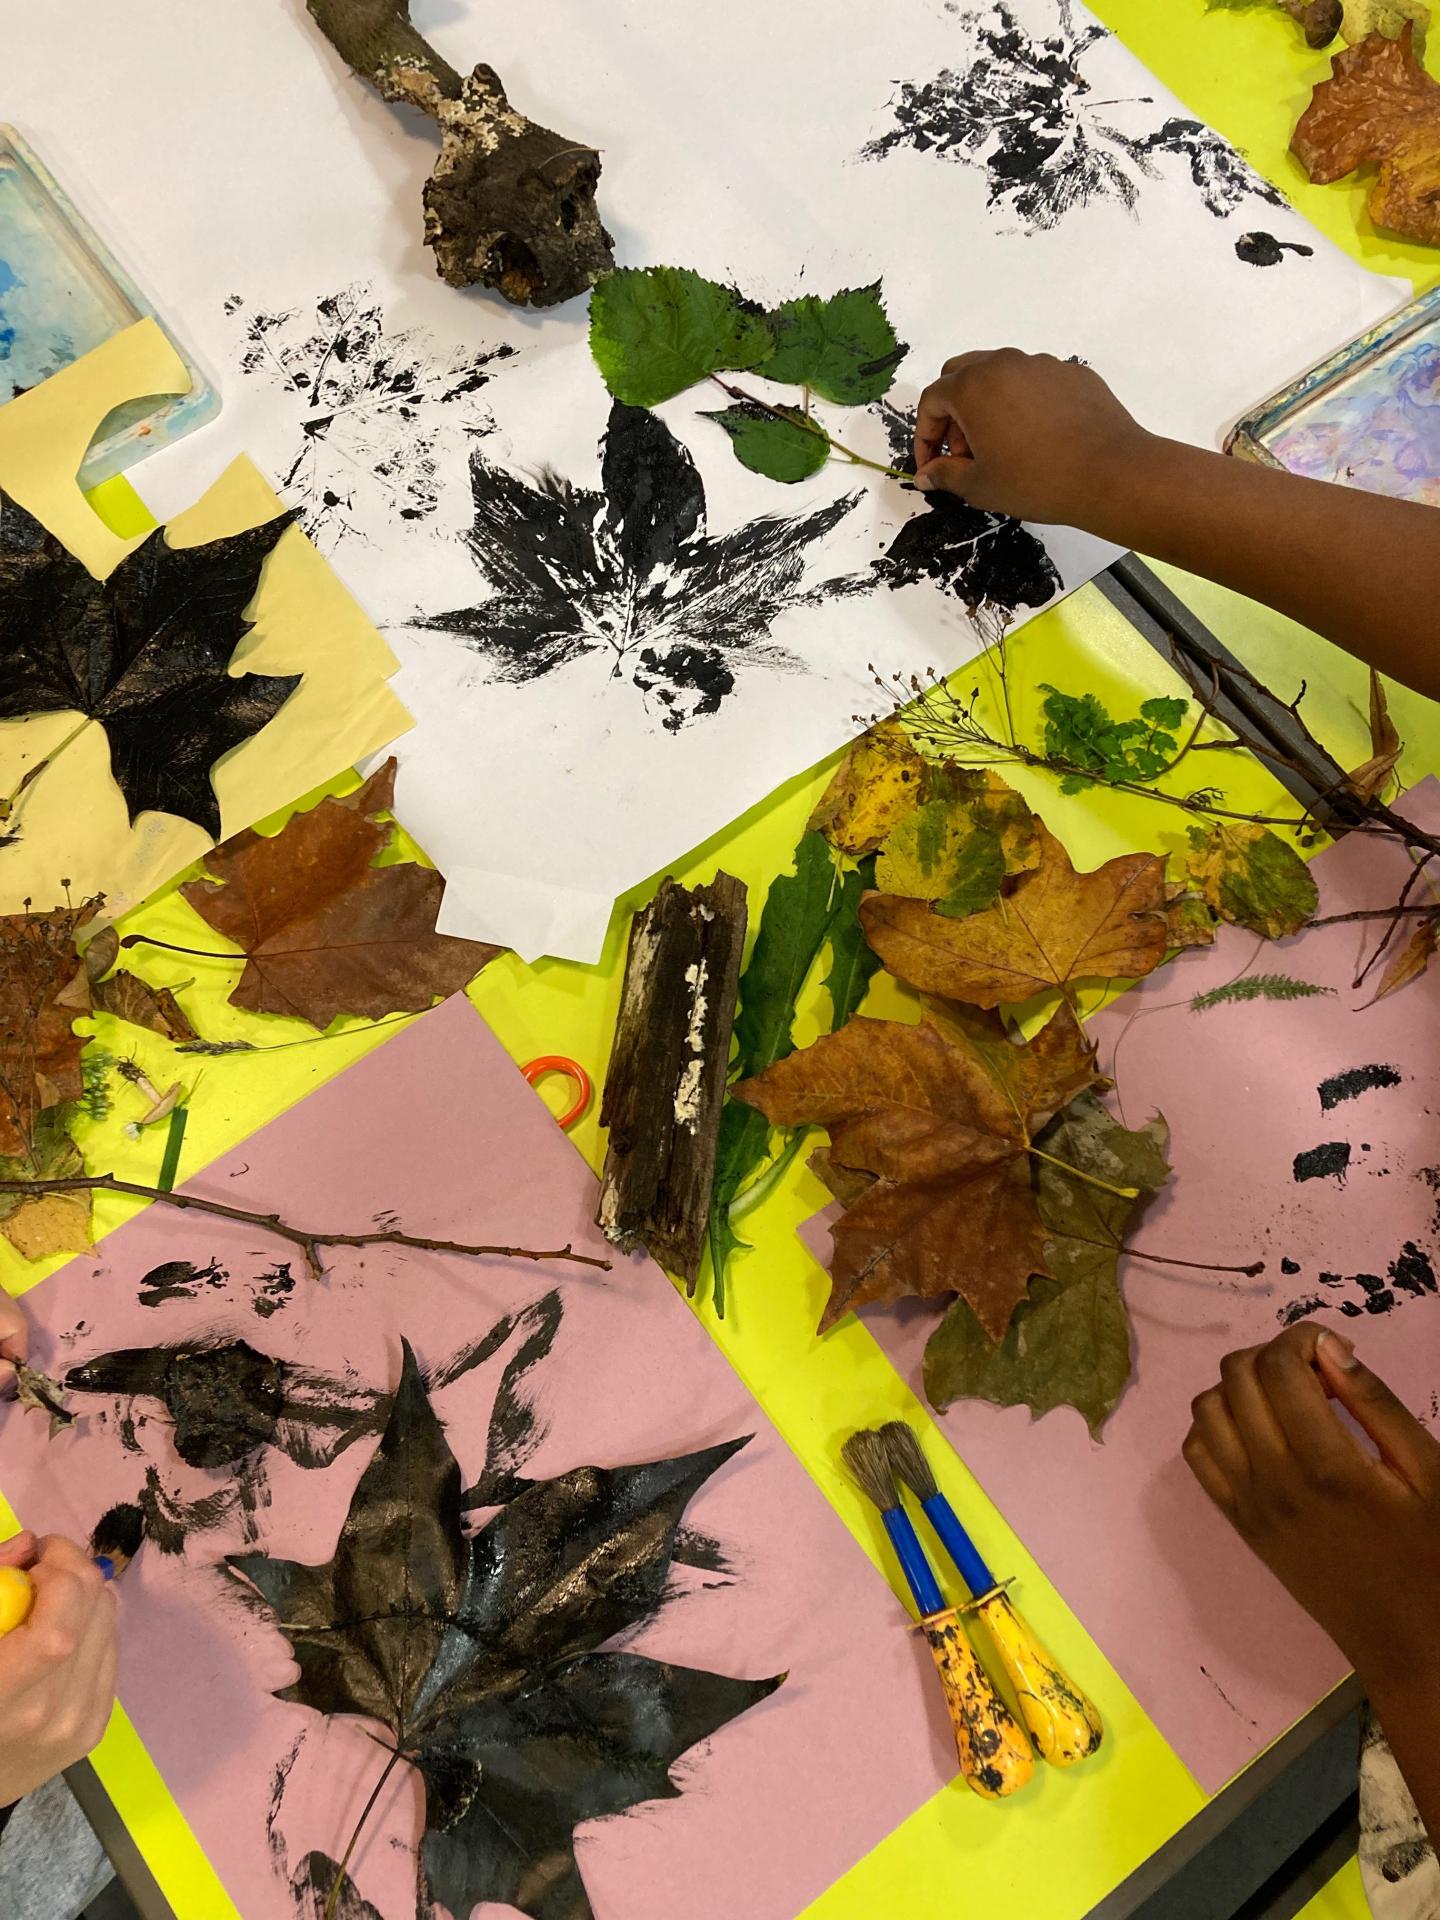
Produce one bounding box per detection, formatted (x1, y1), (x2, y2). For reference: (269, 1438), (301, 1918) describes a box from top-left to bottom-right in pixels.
(0, 1174), (612, 1280)
(1308, 905), (1438, 928)
(324, 1747), (405, 1920)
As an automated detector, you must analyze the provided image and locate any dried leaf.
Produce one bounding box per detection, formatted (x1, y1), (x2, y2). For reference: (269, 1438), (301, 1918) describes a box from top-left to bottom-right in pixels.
(92, 970), (198, 1043)
(736, 1012), (1102, 1338)
(0, 899), (96, 1155)
(1165, 889), (1219, 951)
(875, 766), (1039, 917)
(808, 721), (928, 856)
(1342, 0), (1429, 49)
(1346, 667), (1403, 802)
(13, 1361), (74, 1436)
(0, 492), (299, 837)
(1184, 823), (1318, 938)
(1207, 0), (1342, 51)
(178, 761), (499, 1027)
(231, 1343), (778, 1920)
(0, 1104), (91, 1261)
(924, 1094), (1171, 1435)
(862, 822), (1169, 1009)
(1364, 914), (1438, 1004)
(1292, 24), (1440, 245)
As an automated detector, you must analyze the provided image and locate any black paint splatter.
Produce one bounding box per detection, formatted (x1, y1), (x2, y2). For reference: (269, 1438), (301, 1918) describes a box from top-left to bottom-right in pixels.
(1390, 1243), (1437, 1298)
(1293, 1141), (1351, 1184)
(1280, 1257), (1301, 1275)
(860, 1), (1286, 235)
(66, 1341), (287, 1469)
(420, 400), (872, 730)
(872, 401), (1061, 629)
(1355, 1273), (1397, 1316)
(1318, 1063), (1402, 1111)
(223, 284), (514, 547)
(137, 1463), (242, 1555)
(252, 1262), (296, 1320)
(1235, 231), (1315, 268)
(137, 1257), (227, 1308)
(1278, 1245), (1438, 1324)
(1279, 1294), (1326, 1326)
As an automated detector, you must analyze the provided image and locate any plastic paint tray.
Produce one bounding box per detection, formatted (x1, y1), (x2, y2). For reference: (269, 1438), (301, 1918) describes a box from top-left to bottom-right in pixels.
(1227, 286), (1440, 509)
(0, 124), (219, 484)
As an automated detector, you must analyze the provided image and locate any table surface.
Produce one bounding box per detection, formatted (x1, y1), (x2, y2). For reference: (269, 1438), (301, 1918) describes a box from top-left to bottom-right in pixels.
(5, 5), (1438, 1918)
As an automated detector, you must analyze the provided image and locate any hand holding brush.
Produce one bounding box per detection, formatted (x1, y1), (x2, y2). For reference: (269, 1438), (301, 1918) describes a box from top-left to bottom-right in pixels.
(842, 1430), (1033, 1799)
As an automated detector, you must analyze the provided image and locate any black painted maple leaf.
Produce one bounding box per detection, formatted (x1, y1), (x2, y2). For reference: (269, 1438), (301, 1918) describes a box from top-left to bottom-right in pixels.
(231, 1342), (779, 1920)
(861, 0), (1283, 234)
(418, 400), (872, 731)
(0, 492), (299, 837)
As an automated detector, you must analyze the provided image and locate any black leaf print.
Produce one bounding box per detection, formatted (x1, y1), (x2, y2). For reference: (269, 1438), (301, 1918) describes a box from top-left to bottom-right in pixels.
(418, 401), (874, 731)
(871, 402), (1061, 628)
(861, 0), (1285, 235)
(223, 284), (516, 546)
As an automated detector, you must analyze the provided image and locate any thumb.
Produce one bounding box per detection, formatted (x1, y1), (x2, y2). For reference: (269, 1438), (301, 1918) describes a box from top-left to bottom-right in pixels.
(914, 454), (980, 499)
(1317, 1331), (1437, 1488)
(0, 1531), (38, 1570)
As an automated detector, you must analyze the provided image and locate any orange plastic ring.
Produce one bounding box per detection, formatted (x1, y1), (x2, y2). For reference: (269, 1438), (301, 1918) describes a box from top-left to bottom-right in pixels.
(520, 1055), (592, 1131)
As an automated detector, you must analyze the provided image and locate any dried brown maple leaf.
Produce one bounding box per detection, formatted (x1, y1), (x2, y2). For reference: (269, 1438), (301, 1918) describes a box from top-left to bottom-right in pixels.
(861, 821), (1169, 1009)
(1364, 913), (1437, 1005)
(0, 899), (96, 1156)
(735, 1011), (1103, 1339)
(174, 761), (499, 1028)
(1292, 24), (1440, 244)
(1346, 668), (1402, 803)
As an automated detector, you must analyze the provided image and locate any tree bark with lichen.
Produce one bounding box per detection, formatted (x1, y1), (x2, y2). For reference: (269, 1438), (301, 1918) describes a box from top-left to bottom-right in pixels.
(307, 0), (614, 307)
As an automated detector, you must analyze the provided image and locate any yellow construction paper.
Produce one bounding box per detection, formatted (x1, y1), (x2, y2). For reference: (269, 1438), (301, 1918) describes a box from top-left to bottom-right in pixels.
(1295, 1858), (1369, 1918)
(0, 345), (414, 919)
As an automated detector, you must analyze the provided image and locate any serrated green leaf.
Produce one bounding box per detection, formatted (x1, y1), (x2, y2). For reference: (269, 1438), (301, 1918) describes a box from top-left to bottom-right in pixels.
(821, 855), (882, 1029)
(1139, 696), (1187, 728)
(923, 1094), (1170, 1436)
(704, 403), (830, 483)
(1040, 683), (1190, 792)
(756, 283), (906, 406)
(1184, 822), (1318, 938)
(589, 266), (772, 407)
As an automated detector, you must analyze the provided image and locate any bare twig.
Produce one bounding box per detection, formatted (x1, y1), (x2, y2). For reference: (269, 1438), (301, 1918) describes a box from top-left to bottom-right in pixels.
(0, 1174), (612, 1280)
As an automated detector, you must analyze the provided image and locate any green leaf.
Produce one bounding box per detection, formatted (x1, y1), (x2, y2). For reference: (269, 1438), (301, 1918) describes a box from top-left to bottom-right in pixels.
(589, 266), (772, 407)
(1039, 684), (1189, 791)
(756, 283), (907, 406)
(923, 1094), (1170, 1437)
(704, 403), (830, 483)
(1190, 972), (1336, 1012)
(1184, 823), (1318, 938)
(821, 854), (881, 1029)
(1139, 696), (1187, 729)
(874, 766), (1038, 917)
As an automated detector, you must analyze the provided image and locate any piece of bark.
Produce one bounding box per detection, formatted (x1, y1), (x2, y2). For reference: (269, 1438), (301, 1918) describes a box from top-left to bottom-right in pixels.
(307, 0), (614, 307)
(597, 875), (748, 1288)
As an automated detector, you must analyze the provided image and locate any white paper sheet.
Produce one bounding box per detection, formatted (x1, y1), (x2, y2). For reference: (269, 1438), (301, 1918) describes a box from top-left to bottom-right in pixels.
(10, 0), (1403, 959)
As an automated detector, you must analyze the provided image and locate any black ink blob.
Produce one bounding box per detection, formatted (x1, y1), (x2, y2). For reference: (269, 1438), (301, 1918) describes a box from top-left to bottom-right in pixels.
(1390, 1243), (1438, 1298)
(1293, 1141), (1351, 1184)
(1355, 1273), (1397, 1316)
(1235, 231), (1316, 267)
(861, 5), (1285, 235)
(420, 400), (871, 730)
(252, 1262), (296, 1320)
(1317, 1063), (1402, 1110)
(137, 1258), (227, 1308)
(1280, 1257), (1302, 1275)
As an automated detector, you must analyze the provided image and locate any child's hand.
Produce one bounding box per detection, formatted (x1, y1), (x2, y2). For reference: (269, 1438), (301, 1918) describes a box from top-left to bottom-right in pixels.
(1184, 1324), (1440, 1690)
(0, 1290), (28, 1378)
(0, 1532), (117, 1806)
(913, 350), (1151, 525)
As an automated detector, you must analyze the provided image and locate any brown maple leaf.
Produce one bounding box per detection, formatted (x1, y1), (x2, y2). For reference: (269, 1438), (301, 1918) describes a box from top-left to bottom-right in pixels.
(735, 1012), (1103, 1340)
(0, 899), (97, 1156)
(1292, 24), (1440, 244)
(860, 821), (1168, 1009)
(1364, 912), (1437, 1005)
(1346, 668), (1403, 803)
(174, 762), (500, 1028)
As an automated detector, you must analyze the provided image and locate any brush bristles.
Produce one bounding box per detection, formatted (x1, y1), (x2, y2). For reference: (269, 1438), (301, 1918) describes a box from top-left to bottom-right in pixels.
(90, 1501), (145, 1568)
(880, 1421), (938, 1503)
(841, 1429), (899, 1514)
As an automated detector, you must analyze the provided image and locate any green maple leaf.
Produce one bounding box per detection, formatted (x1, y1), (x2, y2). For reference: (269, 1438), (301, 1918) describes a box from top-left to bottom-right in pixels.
(1184, 822), (1318, 938)
(757, 284), (907, 405)
(589, 266), (772, 407)
(703, 402), (830, 482)
(923, 1094), (1170, 1437)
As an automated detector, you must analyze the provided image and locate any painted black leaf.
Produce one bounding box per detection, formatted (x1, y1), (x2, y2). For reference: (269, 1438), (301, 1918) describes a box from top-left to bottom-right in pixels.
(66, 1340), (287, 1469)
(223, 284), (516, 546)
(861, 1), (1285, 234)
(872, 402), (1061, 626)
(0, 493), (299, 837)
(419, 400), (873, 731)
(232, 1342), (778, 1920)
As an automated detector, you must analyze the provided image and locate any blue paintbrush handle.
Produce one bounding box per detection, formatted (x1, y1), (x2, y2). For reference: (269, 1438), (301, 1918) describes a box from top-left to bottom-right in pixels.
(880, 1506), (946, 1617)
(922, 1492), (995, 1598)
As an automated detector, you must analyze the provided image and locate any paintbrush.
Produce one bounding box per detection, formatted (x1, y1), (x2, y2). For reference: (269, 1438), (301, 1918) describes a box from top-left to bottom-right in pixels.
(842, 1429), (1032, 1800)
(880, 1422), (1103, 1767)
(0, 1503), (148, 1637)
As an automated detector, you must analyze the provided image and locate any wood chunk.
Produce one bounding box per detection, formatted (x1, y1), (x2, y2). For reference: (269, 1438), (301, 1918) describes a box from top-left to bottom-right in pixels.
(307, 0), (614, 308)
(597, 875), (748, 1288)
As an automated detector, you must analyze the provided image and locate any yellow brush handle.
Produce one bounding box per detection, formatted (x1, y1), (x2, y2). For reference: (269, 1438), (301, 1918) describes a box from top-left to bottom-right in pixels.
(921, 1608), (1034, 1799)
(974, 1591), (1103, 1767)
(0, 1566), (35, 1637)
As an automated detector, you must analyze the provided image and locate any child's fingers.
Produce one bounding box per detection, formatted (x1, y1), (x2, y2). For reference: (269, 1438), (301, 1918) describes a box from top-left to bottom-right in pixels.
(1317, 1331), (1440, 1490)
(0, 1531), (37, 1570)
(1253, 1325), (1366, 1478)
(914, 453), (980, 497)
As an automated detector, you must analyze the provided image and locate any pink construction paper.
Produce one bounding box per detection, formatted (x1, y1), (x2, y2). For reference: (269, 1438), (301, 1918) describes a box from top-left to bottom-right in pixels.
(0, 996), (954, 1920)
(818, 782), (1440, 1793)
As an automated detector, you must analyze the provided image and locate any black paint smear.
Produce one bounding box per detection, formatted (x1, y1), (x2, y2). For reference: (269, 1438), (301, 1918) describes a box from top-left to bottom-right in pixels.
(1200, 1663), (1259, 1729)
(67, 1341), (286, 1469)
(1278, 1246), (1438, 1324)
(224, 283), (515, 548)
(1355, 1273), (1397, 1316)
(292, 1853), (384, 1920)
(138, 1463), (242, 1555)
(459, 1290), (565, 1508)
(419, 400), (873, 732)
(1280, 1257), (1302, 1275)
(1280, 1294), (1326, 1326)
(1318, 1063), (1402, 1111)
(1320, 1271), (1345, 1288)
(860, 2), (1285, 235)
(252, 1261), (296, 1320)
(1390, 1243), (1437, 1298)
(1236, 231), (1315, 267)
(1338, 1300), (1364, 1317)
(137, 1258), (227, 1309)
(1293, 1141), (1351, 1184)
(672, 1525), (734, 1575)
(872, 401), (1061, 628)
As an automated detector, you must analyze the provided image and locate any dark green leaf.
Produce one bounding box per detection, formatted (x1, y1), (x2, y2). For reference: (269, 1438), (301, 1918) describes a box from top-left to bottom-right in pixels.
(757, 284), (907, 404)
(704, 402), (830, 482)
(1039, 683), (1189, 794)
(821, 854), (882, 1029)
(588, 266), (772, 407)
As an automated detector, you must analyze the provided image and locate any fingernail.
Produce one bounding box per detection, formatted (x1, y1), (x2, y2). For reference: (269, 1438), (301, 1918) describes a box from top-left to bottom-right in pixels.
(1319, 1329), (1359, 1369)
(914, 472), (935, 492)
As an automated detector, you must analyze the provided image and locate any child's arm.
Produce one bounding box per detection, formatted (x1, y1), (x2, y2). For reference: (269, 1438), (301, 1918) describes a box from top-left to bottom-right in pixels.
(1186, 1324), (1440, 1850)
(914, 352), (1440, 700)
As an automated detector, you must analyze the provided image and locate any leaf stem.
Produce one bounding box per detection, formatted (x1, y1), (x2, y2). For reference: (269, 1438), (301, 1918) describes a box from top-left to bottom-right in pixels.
(0, 717), (92, 828)
(119, 935), (242, 963)
(1025, 1144), (1139, 1202)
(707, 375), (912, 482)
(324, 1748), (404, 1920)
